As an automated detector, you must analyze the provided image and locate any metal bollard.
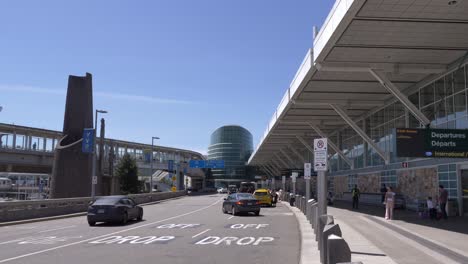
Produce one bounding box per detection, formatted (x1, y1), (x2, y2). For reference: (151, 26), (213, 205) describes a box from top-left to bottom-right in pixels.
(295, 195), (300, 208)
(311, 203), (318, 229)
(317, 215), (334, 245)
(321, 224), (342, 264)
(327, 234), (352, 264)
(302, 196), (306, 213)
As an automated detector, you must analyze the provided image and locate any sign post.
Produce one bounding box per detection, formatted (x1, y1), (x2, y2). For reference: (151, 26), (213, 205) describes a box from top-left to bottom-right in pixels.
(304, 163), (312, 200)
(282, 176), (286, 192)
(314, 138), (328, 216)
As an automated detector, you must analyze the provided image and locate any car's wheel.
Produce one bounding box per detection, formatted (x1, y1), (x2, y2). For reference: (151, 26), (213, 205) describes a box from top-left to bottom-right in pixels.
(137, 210), (143, 221)
(122, 212), (128, 225)
(88, 220), (96, 226)
(232, 206), (237, 216)
(254, 211), (260, 216)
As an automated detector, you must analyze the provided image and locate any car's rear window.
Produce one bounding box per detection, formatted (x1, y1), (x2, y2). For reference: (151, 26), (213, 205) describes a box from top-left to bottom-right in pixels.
(93, 197), (120, 205)
(237, 193), (255, 199)
(254, 192), (268, 196)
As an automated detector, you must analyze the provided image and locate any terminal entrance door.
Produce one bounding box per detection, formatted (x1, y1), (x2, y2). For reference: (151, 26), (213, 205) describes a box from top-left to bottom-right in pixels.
(461, 170), (468, 216)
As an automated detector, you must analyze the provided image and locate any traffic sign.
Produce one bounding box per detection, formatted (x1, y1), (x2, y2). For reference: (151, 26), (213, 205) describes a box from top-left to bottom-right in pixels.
(314, 138), (328, 171)
(282, 176), (286, 184)
(304, 163), (312, 179)
(291, 172), (298, 183)
(189, 160), (205, 168)
(171, 186), (176, 192)
(172, 176), (176, 181)
(82, 128), (95, 153)
(92, 176), (97, 184)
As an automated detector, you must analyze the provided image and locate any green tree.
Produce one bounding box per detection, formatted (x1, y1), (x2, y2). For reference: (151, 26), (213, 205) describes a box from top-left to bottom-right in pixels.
(116, 153), (139, 194)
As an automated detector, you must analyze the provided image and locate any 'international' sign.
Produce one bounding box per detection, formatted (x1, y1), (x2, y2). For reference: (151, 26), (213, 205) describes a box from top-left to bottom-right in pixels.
(395, 128), (468, 158)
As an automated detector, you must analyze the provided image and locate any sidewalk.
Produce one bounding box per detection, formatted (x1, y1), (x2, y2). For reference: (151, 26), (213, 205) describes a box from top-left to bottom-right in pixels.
(329, 201), (468, 264)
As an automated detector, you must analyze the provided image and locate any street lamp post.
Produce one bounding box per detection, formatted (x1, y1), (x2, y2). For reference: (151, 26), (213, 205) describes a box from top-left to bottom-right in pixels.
(92, 109), (108, 199)
(150, 136), (160, 193)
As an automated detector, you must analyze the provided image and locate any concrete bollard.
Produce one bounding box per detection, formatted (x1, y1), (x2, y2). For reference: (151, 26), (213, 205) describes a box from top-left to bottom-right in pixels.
(311, 203), (318, 229)
(321, 224), (342, 264)
(317, 215), (334, 244)
(327, 234), (352, 264)
(307, 199), (315, 221)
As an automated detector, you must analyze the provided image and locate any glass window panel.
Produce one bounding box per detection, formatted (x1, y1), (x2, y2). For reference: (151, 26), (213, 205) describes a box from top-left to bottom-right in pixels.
(446, 96), (455, 120)
(435, 99), (446, 120)
(454, 91), (467, 118)
(422, 105), (435, 123)
(449, 172), (457, 180)
(386, 104), (395, 121)
(454, 67), (465, 93)
(435, 78), (446, 101)
(449, 164), (457, 171)
(439, 172), (448, 181)
(439, 165), (449, 172)
(394, 102), (405, 118)
(421, 84), (434, 107)
(447, 120), (456, 129)
(409, 92), (419, 108)
(439, 180), (449, 188)
(456, 117), (468, 129)
(446, 75), (454, 97)
(409, 114), (420, 128)
(449, 189), (458, 198)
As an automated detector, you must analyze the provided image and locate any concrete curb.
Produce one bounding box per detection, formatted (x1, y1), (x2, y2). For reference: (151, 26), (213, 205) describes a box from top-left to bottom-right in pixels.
(282, 201), (320, 264)
(0, 195), (185, 227)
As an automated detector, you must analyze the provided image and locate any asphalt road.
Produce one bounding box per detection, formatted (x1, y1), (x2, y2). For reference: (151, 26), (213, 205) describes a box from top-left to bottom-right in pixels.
(0, 194), (300, 264)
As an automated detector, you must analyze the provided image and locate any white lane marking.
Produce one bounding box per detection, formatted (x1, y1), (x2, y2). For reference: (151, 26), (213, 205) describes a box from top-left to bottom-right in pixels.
(37, 226), (76, 234)
(191, 229), (210, 238)
(227, 216), (234, 220)
(0, 198), (223, 263)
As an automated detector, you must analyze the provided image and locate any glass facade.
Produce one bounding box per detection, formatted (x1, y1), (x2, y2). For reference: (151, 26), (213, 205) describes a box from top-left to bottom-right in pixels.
(207, 125), (253, 187)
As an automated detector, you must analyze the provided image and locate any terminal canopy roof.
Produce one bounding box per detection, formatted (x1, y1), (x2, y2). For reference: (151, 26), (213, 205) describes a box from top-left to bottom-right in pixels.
(248, 0), (468, 169)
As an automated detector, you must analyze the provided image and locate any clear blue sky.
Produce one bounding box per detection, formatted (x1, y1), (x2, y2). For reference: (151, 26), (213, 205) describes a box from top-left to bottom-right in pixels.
(0, 0), (334, 154)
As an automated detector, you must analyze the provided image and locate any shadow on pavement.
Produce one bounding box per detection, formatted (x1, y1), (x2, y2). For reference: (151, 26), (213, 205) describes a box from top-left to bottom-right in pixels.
(93, 219), (146, 227)
(331, 200), (468, 235)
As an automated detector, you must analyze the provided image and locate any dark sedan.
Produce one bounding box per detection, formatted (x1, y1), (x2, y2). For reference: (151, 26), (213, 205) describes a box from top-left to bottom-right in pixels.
(87, 196), (143, 226)
(222, 193), (261, 216)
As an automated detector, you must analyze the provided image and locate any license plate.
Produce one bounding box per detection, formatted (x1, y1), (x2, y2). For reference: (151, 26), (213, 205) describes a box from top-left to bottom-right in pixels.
(97, 209), (105, 214)
(247, 203), (253, 205)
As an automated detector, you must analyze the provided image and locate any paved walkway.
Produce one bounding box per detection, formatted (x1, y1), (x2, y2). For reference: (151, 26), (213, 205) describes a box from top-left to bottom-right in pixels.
(329, 201), (468, 264)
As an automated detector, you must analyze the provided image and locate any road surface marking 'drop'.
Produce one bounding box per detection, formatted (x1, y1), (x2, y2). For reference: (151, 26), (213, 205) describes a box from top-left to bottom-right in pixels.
(89, 236), (175, 245)
(195, 236), (274, 246)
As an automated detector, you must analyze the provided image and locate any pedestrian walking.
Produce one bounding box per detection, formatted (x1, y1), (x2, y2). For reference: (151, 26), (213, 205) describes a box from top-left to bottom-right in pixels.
(352, 185), (360, 209)
(427, 196), (437, 220)
(384, 186), (395, 220)
(380, 184), (387, 203)
(439, 185), (448, 220)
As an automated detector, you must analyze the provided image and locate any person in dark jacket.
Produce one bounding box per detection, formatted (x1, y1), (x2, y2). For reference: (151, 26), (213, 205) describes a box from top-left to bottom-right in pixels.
(380, 184), (387, 203)
(439, 185), (448, 220)
(352, 185), (360, 209)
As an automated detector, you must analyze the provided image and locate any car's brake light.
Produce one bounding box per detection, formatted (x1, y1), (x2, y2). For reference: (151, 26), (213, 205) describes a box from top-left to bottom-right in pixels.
(236, 201), (242, 205)
(256, 201), (261, 205)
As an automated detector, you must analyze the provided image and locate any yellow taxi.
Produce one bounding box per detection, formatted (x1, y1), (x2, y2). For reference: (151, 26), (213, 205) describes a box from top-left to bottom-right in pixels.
(253, 189), (273, 207)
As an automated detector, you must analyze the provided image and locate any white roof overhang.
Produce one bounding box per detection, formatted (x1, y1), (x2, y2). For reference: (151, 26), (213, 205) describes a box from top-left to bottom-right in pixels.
(249, 0), (468, 167)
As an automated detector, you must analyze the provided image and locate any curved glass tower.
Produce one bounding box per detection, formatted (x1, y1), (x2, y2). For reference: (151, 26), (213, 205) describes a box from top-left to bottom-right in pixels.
(207, 125), (253, 187)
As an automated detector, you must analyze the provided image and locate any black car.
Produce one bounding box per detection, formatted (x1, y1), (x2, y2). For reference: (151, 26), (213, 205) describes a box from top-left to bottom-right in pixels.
(222, 193), (260, 216)
(87, 196), (143, 226)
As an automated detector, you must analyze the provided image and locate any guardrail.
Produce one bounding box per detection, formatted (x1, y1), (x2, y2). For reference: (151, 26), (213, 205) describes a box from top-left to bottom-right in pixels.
(0, 191), (186, 223)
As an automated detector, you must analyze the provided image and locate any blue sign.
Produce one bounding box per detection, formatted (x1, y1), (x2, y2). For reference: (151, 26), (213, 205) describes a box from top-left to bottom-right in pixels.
(82, 128), (95, 153)
(168, 160), (174, 171)
(206, 160), (225, 169)
(189, 160), (205, 168)
(189, 160), (224, 169)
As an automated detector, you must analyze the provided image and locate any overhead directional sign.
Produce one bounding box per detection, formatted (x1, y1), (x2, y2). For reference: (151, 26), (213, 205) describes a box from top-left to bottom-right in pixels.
(189, 160), (225, 169)
(395, 128), (468, 158)
(314, 138), (328, 171)
(304, 163), (312, 179)
(291, 172), (298, 183)
(82, 128), (95, 153)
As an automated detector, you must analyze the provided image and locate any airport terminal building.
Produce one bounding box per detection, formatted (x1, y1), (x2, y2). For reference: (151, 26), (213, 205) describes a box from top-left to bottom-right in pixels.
(247, 0), (468, 216)
(207, 125), (254, 187)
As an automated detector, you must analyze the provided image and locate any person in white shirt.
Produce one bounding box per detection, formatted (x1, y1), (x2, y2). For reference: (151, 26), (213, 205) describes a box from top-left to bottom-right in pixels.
(384, 186), (396, 220)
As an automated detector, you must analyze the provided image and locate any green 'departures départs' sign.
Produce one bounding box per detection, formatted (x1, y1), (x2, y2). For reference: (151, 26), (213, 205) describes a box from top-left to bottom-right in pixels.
(395, 128), (468, 158)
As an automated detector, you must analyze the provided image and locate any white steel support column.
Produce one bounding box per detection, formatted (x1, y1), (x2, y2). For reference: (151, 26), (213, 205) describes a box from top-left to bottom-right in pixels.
(331, 104), (389, 164)
(279, 149), (298, 168)
(296, 135), (314, 154)
(288, 145), (306, 164)
(274, 153), (290, 169)
(307, 123), (354, 169)
(369, 69), (431, 127)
